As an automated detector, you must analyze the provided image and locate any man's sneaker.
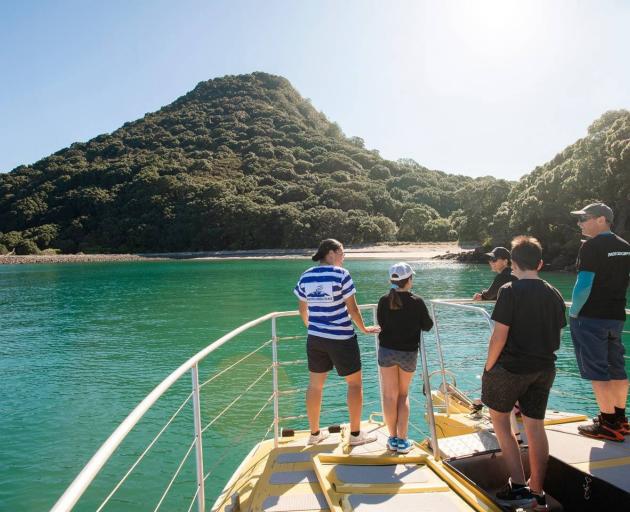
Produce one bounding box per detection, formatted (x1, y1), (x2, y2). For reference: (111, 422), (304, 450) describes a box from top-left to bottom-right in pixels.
(386, 436), (398, 451)
(530, 490), (550, 511)
(578, 417), (625, 442)
(593, 415), (630, 435)
(397, 438), (413, 454)
(349, 430), (377, 446)
(307, 430), (329, 445)
(495, 478), (534, 508)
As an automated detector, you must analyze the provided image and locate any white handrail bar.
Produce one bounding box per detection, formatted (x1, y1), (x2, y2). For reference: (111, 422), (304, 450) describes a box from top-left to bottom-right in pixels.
(51, 311), (285, 512)
(52, 305), (377, 512)
(419, 331), (440, 461)
(272, 316), (280, 449)
(433, 298), (630, 317)
(191, 364), (205, 512)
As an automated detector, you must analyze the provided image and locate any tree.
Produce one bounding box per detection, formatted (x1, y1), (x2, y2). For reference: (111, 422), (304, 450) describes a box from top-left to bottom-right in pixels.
(397, 206), (440, 241)
(15, 239), (40, 255)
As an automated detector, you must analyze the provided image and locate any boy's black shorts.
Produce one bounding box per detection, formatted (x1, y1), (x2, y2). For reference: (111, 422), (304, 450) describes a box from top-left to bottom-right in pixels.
(306, 334), (361, 376)
(481, 364), (555, 420)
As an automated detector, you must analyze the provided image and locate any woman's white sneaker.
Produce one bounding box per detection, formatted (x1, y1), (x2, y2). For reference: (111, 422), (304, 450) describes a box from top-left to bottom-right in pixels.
(307, 430), (330, 445)
(349, 430), (377, 446)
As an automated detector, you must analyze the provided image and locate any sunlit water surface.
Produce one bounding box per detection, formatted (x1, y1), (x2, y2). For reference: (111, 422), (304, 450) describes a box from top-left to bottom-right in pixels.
(1, 259), (628, 510)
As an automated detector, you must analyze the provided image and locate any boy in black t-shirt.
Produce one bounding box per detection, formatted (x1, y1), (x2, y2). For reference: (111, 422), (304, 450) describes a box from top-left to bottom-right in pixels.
(482, 236), (566, 511)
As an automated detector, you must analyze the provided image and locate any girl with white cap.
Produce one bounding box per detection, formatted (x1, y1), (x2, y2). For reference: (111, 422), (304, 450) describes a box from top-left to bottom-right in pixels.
(377, 262), (433, 453)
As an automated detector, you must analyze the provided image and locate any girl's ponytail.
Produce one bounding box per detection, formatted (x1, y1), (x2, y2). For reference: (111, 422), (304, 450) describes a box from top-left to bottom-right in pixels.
(388, 276), (410, 310)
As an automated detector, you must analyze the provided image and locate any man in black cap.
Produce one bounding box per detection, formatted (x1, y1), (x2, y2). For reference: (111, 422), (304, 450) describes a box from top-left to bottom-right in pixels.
(473, 247), (518, 301)
(569, 202), (630, 442)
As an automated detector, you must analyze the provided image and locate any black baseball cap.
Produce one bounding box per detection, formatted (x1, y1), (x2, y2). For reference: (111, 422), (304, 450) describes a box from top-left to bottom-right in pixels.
(485, 247), (511, 261)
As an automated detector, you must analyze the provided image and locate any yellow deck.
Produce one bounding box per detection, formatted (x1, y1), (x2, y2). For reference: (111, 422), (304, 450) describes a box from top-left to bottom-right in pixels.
(212, 391), (627, 512)
(212, 419), (501, 512)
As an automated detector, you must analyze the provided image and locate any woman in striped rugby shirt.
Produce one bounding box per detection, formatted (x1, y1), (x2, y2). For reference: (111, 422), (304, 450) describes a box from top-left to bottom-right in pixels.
(294, 239), (380, 446)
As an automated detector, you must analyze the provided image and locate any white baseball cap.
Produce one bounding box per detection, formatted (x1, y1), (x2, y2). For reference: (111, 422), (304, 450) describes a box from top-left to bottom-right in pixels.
(389, 262), (415, 281)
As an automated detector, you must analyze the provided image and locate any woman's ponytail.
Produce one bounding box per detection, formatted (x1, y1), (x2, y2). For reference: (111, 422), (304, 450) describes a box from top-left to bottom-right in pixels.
(312, 238), (342, 262)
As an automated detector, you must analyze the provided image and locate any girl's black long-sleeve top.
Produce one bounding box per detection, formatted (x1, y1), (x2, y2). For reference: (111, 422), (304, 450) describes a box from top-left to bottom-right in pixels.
(376, 291), (434, 352)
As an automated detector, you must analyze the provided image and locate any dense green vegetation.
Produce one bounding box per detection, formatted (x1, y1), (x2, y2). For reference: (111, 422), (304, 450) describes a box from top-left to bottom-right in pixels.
(0, 72), (508, 253)
(0, 72), (627, 266)
(489, 110), (630, 268)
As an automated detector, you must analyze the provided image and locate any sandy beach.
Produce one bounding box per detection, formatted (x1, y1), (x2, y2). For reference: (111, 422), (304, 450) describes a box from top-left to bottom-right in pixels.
(0, 242), (464, 264)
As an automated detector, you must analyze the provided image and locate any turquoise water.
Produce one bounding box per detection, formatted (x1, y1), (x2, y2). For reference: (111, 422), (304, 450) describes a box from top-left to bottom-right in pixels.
(1, 259), (628, 511)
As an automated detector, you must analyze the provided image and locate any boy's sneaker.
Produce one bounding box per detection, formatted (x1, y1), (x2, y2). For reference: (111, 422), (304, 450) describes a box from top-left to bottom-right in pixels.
(530, 490), (550, 511)
(386, 436), (399, 451)
(396, 438), (413, 454)
(593, 415), (630, 435)
(495, 478), (534, 508)
(349, 430), (377, 446)
(578, 417), (625, 442)
(307, 430), (330, 445)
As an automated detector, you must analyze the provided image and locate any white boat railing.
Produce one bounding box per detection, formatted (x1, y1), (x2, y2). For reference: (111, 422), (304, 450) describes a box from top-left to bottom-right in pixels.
(51, 305), (384, 512)
(423, 299), (630, 457)
(50, 298), (629, 511)
(418, 299), (495, 460)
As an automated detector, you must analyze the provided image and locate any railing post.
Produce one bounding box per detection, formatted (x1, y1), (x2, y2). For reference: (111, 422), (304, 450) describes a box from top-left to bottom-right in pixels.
(272, 316), (280, 448)
(430, 303), (450, 416)
(191, 364), (205, 512)
(371, 305), (385, 416)
(420, 332), (440, 461)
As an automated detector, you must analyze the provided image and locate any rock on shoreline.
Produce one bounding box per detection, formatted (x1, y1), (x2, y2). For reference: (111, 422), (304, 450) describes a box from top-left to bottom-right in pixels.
(432, 248), (489, 264)
(432, 248), (574, 272)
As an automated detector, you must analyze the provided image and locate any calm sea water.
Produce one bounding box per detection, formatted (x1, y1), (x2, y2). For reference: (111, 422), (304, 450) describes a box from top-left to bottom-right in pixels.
(1, 259), (628, 511)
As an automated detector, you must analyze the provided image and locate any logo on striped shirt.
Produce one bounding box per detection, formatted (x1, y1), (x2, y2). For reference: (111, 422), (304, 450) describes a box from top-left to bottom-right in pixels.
(304, 282), (334, 302)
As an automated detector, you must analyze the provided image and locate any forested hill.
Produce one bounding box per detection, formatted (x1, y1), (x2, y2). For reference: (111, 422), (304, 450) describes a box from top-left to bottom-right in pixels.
(0, 74), (627, 262)
(488, 109), (630, 269)
(0, 72), (510, 254)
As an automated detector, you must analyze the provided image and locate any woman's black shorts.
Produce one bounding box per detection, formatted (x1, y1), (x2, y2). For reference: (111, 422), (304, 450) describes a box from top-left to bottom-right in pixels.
(306, 334), (361, 376)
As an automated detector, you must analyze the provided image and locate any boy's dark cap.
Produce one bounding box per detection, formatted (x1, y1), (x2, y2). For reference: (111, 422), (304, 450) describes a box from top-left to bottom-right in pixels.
(570, 202), (614, 223)
(485, 247), (511, 260)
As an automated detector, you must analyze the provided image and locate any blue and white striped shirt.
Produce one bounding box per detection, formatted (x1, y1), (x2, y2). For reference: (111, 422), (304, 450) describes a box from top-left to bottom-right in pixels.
(294, 265), (356, 340)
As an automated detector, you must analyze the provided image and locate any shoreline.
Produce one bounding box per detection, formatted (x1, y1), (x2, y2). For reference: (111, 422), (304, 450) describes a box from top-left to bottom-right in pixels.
(0, 242), (464, 265)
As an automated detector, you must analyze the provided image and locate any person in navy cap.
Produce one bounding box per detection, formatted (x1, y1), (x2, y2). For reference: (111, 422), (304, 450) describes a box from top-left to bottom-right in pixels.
(473, 247), (518, 301)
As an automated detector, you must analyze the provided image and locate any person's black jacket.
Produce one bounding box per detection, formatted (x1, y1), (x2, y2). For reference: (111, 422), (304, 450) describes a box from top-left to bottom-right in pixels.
(481, 267), (518, 300)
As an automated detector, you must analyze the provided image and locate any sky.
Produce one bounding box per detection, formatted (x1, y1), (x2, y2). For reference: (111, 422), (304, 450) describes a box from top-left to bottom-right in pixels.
(1, 0), (629, 179)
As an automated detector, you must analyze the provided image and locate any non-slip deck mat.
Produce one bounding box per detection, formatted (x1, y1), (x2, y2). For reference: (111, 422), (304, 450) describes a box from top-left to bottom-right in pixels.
(281, 434), (341, 448)
(335, 464), (433, 484)
(270, 470), (318, 484)
(346, 492), (463, 511)
(545, 423), (630, 463)
(262, 492), (328, 511)
(276, 449), (336, 464)
(438, 430), (500, 458)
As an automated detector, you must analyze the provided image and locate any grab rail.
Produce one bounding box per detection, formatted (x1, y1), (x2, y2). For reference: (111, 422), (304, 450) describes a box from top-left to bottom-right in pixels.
(51, 305), (381, 512)
(420, 299), (494, 460)
(423, 298), (630, 460)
